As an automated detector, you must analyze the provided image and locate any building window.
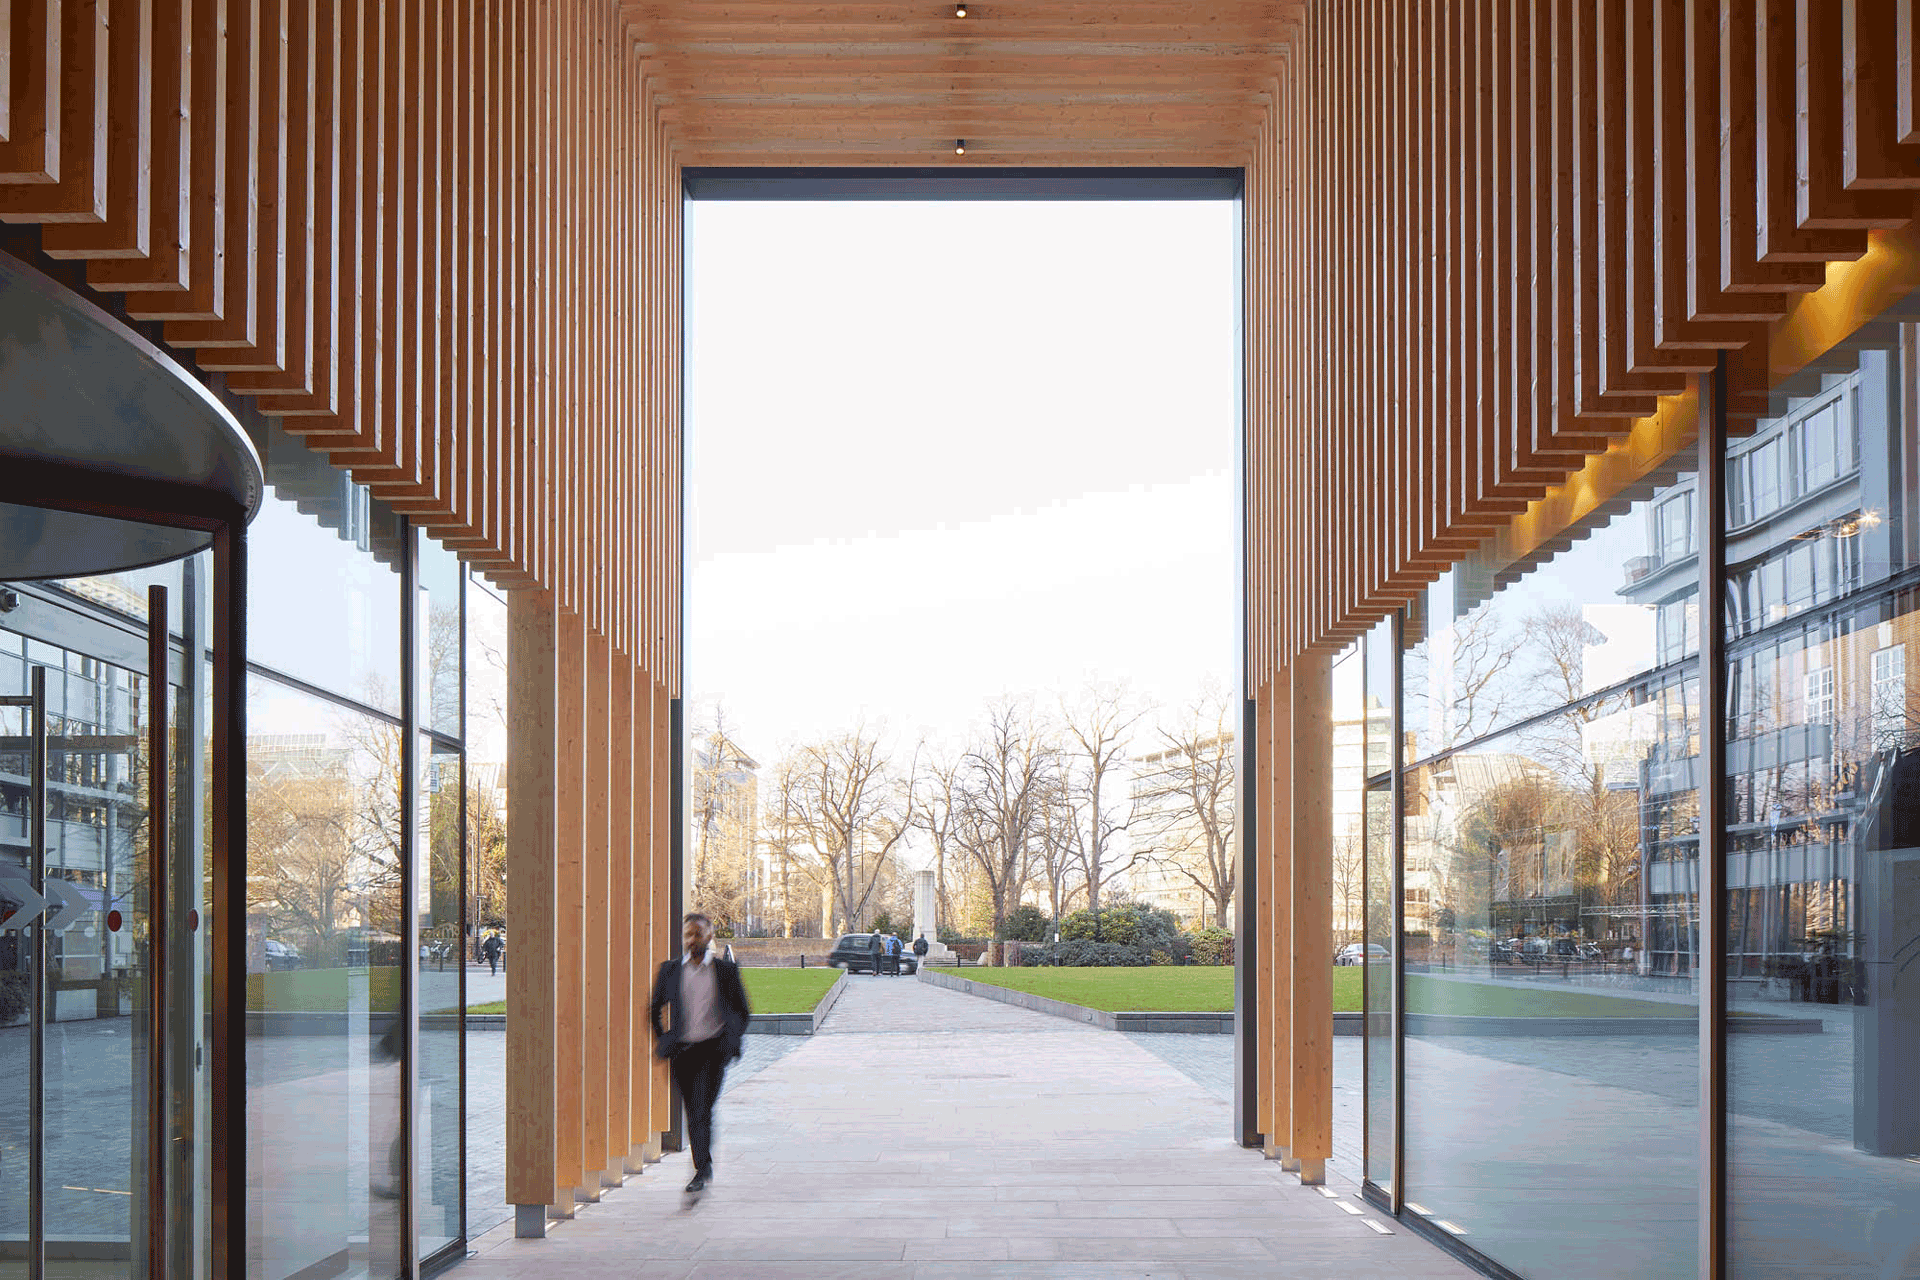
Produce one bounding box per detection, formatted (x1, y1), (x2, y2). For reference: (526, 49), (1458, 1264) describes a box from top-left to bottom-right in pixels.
(1790, 398), (1857, 495)
(1655, 492), (1694, 562)
(1803, 666), (1834, 725)
(1743, 437), (1784, 523)
(1872, 643), (1907, 750)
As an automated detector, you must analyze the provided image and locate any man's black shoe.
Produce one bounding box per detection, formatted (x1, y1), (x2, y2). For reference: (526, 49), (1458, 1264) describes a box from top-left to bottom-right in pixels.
(684, 1173), (709, 1194)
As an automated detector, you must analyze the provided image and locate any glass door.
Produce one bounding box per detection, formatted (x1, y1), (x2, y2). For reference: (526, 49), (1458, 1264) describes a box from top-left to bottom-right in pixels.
(0, 558), (212, 1279)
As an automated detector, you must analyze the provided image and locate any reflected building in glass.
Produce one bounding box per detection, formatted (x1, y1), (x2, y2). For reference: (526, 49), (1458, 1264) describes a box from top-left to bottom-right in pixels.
(1351, 299), (1920, 1279)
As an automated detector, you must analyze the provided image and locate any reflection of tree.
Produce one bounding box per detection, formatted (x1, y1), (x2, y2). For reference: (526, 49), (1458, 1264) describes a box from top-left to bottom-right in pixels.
(1332, 816), (1365, 946)
(1446, 605), (1526, 743)
(247, 752), (358, 949)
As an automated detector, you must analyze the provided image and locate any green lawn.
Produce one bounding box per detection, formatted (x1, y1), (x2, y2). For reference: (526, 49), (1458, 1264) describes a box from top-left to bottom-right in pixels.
(1405, 973), (1693, 1019)
(455, 966), (842, 1018)
(940, 964), (1696, 1021)
(938, 966), (1236, 1012)
(248, 967), (402, 1012)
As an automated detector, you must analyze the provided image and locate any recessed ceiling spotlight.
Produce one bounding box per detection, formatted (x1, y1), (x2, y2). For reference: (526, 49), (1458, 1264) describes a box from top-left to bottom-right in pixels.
(954, 138), (967, 155)
(954, 3), (968, 16)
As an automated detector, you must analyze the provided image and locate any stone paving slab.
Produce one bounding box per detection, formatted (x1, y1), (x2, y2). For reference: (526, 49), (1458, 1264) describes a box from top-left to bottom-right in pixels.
(453, 974), (1477, 1279)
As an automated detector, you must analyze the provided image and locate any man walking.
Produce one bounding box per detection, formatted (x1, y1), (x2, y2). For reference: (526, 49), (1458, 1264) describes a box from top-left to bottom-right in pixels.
(867, 930), (884, 977)
(481, 930), (503, 977)
(649, 913), (752, 1196)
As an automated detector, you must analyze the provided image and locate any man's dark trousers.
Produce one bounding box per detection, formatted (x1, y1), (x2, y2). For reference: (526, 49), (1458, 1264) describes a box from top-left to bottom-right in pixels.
(671, 1036), (728, 1175)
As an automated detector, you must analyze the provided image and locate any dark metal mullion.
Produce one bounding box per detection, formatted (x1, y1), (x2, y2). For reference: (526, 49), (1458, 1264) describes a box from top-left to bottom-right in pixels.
(1235, 696), (1259, 1147)
(1699, 358), (1730, 1280)
(146, 586), (171, 1280)
(1230, 176), (1259, 1150)
(1390, 609), (1407, 1216)
(400, 523), (419, 1276)
(455, 566), (468, 1254)
(211, 520), (248, 1279)
(28, 664), (47, 1280)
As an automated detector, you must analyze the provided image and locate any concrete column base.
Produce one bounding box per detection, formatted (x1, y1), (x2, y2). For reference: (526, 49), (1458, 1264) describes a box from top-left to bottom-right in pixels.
(1264, 1142), (1288, 1161)
(1295, 1157), (1326, 1186)
(514, 1205), (547, 1239)
(600, 1168), (624, 1189)
(546, 1188), (576, 1220)
(625, 1144), (651, 1173)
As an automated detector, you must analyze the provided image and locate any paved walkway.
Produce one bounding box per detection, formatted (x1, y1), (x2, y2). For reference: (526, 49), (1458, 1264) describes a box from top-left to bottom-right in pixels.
(454, 975), (1477, 1280)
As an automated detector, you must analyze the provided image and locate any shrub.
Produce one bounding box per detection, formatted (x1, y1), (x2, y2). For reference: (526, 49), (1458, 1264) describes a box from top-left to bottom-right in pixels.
(999, 904), (1051, 942)
(1017, 940), (1141, 967)
(1058, 901), (1182, 953)
(0, 972), (26, 1025)
(1190, 926), (1234, 966)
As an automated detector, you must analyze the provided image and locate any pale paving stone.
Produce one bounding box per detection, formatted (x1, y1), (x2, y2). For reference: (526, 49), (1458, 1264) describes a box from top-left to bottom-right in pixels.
(450, 976), (1478, 1278)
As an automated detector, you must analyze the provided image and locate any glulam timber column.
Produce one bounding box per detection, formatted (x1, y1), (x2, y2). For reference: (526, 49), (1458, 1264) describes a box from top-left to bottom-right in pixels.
(507, 590), (561, 1238)
(1288, 652), (1333, 1185)
(630, 666), (661, 1168)
(1262, 681), (1291, 1164)
(554, 612), (588, 1211)
(651, 678), (675, 1154)
(609, 653), (639, 1178)
(585, 633), (614, 1192)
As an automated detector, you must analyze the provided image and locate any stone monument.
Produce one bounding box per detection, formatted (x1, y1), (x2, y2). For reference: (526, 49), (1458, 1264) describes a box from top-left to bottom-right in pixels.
(911, 868), (955, 965)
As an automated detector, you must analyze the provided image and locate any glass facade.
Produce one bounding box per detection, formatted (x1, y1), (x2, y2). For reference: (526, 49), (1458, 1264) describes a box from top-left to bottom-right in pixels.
(1360, 300), (1920, 1279)
(235, 421), (492, 1278)
(1719, 343), (1920, 1274)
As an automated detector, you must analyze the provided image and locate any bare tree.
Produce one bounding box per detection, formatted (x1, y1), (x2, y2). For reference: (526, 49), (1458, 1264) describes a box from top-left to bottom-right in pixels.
(1059, 684), (1146, 913)
(758, 753), (825, 938)
(913, 752), (966, 931)
(790, 728), (917, 935)
(952, 699), (1059, 938)
(1130, 695), (1237, 927)
(690, 704), (759, 932)
(1032, 782), (1087, 924)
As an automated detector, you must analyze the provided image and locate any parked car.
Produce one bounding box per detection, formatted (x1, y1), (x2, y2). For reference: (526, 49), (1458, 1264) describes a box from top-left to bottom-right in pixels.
(1335, 942), (1389, 966)
(263, 939), (303, 971)
(827, 933), (918, 975)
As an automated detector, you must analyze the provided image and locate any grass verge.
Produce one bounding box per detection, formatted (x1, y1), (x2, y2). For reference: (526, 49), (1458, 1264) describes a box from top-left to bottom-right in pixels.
(446, 966), (842, 1018)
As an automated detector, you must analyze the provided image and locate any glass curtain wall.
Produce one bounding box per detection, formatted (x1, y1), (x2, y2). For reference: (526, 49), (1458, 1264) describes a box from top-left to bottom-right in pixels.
(1362, 617), (1395, 1196)
(1390, 454), (1705, 1278)
(241, 420), (476, 1279)
(462, 579), (510, 1243)
(1360, 288), (1920, 1279)
(1721, 322), (1920, 1273)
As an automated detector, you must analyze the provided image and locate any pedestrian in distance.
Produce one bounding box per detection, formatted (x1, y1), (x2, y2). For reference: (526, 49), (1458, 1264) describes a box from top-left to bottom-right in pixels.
(481, 930), (504, 977)
(912, 933), (929, 961)
(887, 932), (903, 975)
(867, 930), (884, 977)
(649, 912), (752, 1200)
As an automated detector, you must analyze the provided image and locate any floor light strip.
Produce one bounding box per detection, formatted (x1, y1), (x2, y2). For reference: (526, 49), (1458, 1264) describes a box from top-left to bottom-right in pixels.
(1362, 1218), (1394, 1235)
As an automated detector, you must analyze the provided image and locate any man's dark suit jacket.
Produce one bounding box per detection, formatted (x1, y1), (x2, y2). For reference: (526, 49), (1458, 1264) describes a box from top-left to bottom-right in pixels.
(648, 953), (752, 1062)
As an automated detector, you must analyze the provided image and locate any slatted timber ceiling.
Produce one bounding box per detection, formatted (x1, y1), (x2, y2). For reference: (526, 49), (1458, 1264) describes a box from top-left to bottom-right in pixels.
(628, 1), (1302, 166)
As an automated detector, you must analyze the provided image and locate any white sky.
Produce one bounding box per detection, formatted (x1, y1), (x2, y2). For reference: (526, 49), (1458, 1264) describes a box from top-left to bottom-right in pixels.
(685, 199), (1239, 759)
